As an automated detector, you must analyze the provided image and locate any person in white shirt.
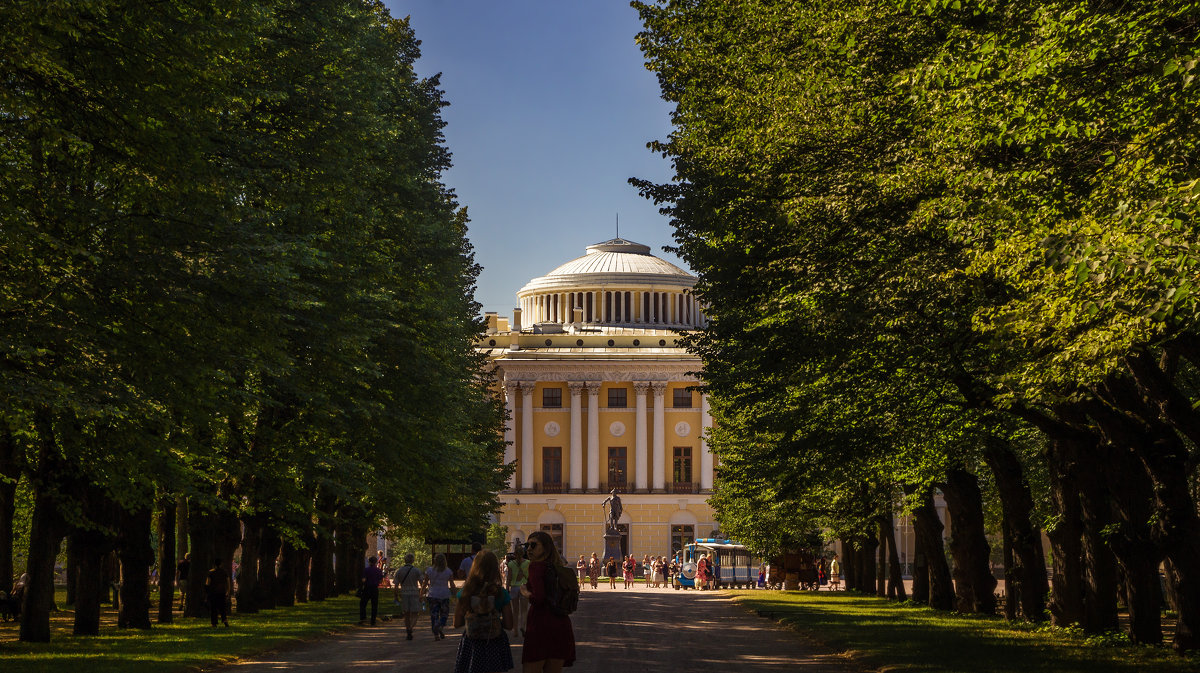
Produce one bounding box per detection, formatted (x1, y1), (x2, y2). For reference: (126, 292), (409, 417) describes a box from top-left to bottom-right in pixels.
(422, 553), (456, 640)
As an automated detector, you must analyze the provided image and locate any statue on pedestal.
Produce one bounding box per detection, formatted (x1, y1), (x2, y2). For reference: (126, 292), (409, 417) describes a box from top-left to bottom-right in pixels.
(601, 489), (624, 562)
(601, 489), (623, 533)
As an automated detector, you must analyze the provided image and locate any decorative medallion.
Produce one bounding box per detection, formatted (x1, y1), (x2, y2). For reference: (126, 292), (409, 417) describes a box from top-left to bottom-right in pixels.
(675, 421), (691, 437)
(609, 421), (626, 437)
(544, 421), (560, 437)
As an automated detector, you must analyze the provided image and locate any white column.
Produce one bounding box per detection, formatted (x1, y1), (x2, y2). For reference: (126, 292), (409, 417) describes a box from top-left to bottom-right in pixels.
(700, 393), (714, 490)
(586, 382), (601, 491)
(521, 382), (535, 490)
(651, 382), (667, 491)
(634, 382), (650, 492)
(568, 381), (584, 491)
(504, 382), (518, 490)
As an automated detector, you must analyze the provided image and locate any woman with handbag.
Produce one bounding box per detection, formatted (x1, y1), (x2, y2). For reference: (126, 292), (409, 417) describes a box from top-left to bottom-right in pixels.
(453, 550), (514, 673)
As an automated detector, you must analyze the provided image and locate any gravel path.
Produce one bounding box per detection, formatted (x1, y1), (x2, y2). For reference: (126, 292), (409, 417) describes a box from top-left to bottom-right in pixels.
(215, 585), (861, 672)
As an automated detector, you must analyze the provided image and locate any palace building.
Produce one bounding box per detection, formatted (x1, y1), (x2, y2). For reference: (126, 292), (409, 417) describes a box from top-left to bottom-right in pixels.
(476, 238), (718, 561)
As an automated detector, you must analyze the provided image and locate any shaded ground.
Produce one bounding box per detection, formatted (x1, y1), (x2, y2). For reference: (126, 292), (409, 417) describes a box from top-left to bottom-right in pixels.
(216, 585), (861, 672)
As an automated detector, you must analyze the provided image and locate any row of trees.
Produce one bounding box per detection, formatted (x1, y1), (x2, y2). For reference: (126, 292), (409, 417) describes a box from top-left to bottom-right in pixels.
(634, 0), (1200, 652)
(1, 0), (507, 642)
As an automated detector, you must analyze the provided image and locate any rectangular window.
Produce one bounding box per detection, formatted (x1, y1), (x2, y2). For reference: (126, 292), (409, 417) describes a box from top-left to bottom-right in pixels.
(673, 447), (693, 484)
(540, 523), (564, 556)
(672, 388), (692, 409)
(542, 387), (562, 408)
(671, 524), (695, 557)
(607, 387), (627, 408)
(607, 447), (627, 489)
(542, 447), (562, 486)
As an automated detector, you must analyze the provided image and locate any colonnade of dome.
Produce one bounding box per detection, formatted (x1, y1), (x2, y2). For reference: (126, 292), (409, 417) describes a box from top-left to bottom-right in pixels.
(515, 238), (705, 329)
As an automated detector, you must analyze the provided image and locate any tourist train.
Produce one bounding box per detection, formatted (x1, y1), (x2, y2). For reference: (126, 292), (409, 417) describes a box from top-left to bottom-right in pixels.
(674, 539), (761, 590)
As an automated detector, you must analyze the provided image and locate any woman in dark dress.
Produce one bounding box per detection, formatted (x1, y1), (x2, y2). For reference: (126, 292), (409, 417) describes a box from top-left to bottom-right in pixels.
(520, 531), (576, 671)
(605, 556), (618, 589)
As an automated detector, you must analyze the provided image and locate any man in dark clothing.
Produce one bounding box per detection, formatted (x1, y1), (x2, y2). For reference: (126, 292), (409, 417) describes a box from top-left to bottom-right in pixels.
(457, 542), (482, 580)
(359, 556), (385, 626)
(205, 559), (231, 627)
(176, 554), (191, 611)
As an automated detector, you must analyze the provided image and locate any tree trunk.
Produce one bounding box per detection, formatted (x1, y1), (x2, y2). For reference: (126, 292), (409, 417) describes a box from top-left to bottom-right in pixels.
(296, 543), (311, 603)
(0, 424), (18, 597)
(1001, 518), (1017, 620)
(1045, 439), (1085, 627)
(65, 535), (78, 606)
(185, 500), (214, 618)
(881, 515), (906, 600)
(71, 528), (110, 636)
(118, 507), (153, 629)
(1100, 361), (1200, 651)
(175, 495), (188, 562)
(276, 539), (298, 607)
(877, 520), (888, 597)
(237, 515), (263, 614)
(156, 497), (175, 623)
(334, 523), (353, 596)
(942, 468), (997, 614)
(861, 533), (879, 596)
(911, 487), (954, 610)
(309, 526), (331, 602)
(20, 410), (66, 643)
(983, 442), (1048, 621)
(838, 538), (856, 592)
(258, 526), (281, 610)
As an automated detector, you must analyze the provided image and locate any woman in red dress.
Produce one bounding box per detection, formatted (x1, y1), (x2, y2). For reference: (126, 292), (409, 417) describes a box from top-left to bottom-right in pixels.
(520, 531), (576, 671)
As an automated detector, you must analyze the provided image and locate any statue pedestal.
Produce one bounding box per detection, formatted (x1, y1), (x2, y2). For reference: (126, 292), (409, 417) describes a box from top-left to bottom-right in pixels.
(603, 528), (624, 564)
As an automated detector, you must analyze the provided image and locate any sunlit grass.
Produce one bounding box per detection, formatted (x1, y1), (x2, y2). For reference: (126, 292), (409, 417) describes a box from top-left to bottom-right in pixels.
(730, 590), (1199, 673)
(0, 591), (362, 673)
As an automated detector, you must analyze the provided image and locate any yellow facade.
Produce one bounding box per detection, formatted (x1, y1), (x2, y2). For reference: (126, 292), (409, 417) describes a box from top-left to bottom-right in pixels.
(475, 238), (717, 561)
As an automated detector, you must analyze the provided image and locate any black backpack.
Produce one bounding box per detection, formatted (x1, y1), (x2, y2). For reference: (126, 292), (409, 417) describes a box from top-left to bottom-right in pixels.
(544, 564), (579, 616)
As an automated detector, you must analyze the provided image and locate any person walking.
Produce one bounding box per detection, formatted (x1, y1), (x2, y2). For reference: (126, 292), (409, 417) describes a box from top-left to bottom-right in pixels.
(453, 550), (514, 673)
(176, 553), (191, 612)
(425, 553), (456, 640)
(829, 554), (841, 591)
(393, 552), (423, 640)
(622, 555), (635, 589)
(666, 557), (677, 589)
(205, 558), (231, 627)
(506, 546), (530, 639)
(359, 556), (385, 626)
(641, 554), (652, 585)
(605, 557), (618, 589)
(696, 554), (709, 591)
(575, 556), (587, 591)
(459, 542), (483, 580)
(520, 531), (576, 672)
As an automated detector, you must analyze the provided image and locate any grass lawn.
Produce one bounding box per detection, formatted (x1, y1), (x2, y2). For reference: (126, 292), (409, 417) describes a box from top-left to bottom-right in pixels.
(0, 591), (363, 673)
(729, 590), (1200, 673)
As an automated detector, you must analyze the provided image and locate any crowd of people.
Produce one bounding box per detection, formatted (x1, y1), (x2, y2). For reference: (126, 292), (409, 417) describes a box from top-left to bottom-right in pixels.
(359, 538), (576, 673)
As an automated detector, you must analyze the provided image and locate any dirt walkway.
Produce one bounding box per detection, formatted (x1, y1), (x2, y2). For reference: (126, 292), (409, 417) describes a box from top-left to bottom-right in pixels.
(215, 585), (860, 672)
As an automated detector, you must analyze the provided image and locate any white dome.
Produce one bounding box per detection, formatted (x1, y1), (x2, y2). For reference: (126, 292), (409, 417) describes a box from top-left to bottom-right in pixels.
(544, 239), (694, 278)
(515, 239), (704, 330)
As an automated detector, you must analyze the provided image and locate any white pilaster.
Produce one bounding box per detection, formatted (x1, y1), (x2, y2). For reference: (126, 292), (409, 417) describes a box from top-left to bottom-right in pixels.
(651, 382), (667, 491)
(568, 381), (584, 491)
(586, 382), (600, 491)
(634, 381), (650, 492)
(504, 382), (518, 490)
(521, 382), (535, 490)
(700, 393), (714, 490)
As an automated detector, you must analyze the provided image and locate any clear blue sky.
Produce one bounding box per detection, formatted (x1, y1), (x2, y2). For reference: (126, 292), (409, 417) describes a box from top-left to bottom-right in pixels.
(386, 1), (684, 316)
